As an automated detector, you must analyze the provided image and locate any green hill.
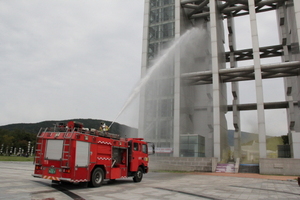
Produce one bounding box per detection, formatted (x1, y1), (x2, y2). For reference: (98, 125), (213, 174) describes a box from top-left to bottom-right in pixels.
(227, 130), (258, 146)
(227, 130), (284, 152)
(0, 118), (137, 137)
(266, 137), (284, 151)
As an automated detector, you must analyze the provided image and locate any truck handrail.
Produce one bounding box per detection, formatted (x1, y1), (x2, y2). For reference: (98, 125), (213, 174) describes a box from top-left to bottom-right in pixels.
(64, 131), (75, 138)
(37, 128), (45, 138)
(38, 123), (121, 140)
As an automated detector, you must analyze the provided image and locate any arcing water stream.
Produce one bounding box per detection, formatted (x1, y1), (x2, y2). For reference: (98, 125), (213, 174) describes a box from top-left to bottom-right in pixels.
(109, 28), (202, 129)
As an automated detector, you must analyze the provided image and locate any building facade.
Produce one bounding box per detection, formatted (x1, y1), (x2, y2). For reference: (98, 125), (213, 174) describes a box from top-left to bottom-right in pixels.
(139, 0), (300, 161)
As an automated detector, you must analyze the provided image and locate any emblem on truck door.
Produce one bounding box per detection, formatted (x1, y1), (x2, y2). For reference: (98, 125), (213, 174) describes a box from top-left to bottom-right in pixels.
(49, 168), (56, 174)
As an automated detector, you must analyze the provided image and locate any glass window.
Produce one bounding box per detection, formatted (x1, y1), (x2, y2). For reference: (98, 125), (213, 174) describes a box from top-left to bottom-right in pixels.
(159, 142), (171, 147)
(162, 6), (174, 22)
(149, 26), (159, 41)
(180, 135), (205, 157)
(161, 22), (174, 39)
(189, 136), (198, 144)
(162, 0), (174, 6)
(144, 121), (156, 139)
(180, 144), (189, 150)
(150, 0), (160, 8)
(158, 120), (173, 139)
(142, 144), (147, 153)
(189, 143), (199, 151)
(148, 43), (159, 60)
(133, 143), (139, 151)
(150, 9), (160, 24)
(180, 136), (188, 144)
(145, 100), (156, 121)
(159, 98), (173, 117)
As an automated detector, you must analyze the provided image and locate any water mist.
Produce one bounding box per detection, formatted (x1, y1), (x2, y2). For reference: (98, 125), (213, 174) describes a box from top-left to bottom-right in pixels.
(109, 28), (204, 129)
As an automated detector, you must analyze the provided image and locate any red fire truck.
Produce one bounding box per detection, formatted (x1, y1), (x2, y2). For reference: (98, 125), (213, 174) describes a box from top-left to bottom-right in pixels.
(32, 121), (152, 187)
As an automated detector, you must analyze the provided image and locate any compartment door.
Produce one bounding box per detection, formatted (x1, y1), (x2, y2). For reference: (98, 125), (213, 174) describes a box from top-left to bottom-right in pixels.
(75, 141), (90, 167)
(45, 140), (63, 160)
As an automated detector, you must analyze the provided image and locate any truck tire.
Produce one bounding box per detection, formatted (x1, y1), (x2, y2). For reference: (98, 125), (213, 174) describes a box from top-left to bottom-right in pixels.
(133, 167), (143, 182)
(51, 180), (60, 185)
(90, 167), (104, 187)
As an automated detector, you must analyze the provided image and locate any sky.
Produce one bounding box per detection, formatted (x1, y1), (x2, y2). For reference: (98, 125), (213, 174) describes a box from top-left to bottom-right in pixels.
(0, 0), (144, 127)
(0, 1), (288, 136)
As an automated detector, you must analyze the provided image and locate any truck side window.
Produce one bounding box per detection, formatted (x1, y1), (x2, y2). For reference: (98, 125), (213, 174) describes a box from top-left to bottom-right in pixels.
(142, 144), (147, 154)
(133, 143), (139, 151)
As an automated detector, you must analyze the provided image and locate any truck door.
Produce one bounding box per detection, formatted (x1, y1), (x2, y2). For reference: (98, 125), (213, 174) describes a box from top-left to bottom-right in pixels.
(129, 141), (148, 172)
(74, 141), (90, 181)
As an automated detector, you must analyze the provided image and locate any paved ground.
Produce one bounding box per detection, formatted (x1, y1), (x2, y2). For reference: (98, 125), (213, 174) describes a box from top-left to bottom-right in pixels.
(0, 161), (299, 200)
(193, 172), (298, 181)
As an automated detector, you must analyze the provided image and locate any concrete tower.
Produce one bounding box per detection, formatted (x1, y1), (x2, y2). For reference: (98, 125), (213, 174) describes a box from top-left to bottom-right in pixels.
(139, 0), (300, 161)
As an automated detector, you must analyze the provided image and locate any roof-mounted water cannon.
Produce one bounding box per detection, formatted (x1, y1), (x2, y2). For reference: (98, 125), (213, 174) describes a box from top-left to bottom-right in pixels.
(67, 121), (83, 130)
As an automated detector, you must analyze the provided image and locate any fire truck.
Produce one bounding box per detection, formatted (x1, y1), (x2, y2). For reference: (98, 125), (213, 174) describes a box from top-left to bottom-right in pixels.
(32, 121), (152, 187)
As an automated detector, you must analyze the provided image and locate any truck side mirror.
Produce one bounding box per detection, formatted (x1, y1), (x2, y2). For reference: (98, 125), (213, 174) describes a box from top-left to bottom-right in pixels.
(147, 142), (155, 155)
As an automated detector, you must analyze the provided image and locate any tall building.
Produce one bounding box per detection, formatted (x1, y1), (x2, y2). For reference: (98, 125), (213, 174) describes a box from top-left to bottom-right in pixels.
(139, 0), (300, 161)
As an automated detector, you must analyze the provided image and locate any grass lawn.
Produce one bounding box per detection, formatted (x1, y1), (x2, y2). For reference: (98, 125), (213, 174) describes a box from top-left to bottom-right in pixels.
(0, 156), (34, 162)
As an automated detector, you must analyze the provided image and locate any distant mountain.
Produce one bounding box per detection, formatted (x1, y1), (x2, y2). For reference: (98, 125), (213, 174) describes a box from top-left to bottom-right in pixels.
(227, 130), (278, 147)
(0, 118), (138, 138)
(227, 130), (258, 146)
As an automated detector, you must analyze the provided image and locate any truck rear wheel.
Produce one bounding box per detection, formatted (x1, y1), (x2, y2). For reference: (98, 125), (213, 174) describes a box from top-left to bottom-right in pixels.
(90, 167), (104, 187)
(133, 167), (143, 182)
(51, 180), (60, 185)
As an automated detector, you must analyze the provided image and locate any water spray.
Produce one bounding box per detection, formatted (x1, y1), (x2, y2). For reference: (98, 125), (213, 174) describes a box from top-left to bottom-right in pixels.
(109, 28), (202, 130)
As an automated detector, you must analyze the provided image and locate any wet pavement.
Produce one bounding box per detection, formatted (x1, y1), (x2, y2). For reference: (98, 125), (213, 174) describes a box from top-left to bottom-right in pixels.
(0, 161), (299, 200)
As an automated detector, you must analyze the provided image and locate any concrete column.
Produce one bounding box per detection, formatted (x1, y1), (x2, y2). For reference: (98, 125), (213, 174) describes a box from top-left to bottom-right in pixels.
(138, 0), (150, 138)
(293, 0), (300, 49)
(173, 0), (181, 157)
(290, 0), (300, 158)
(233, 100), (241, 159)
(277, 4), (289, 62)
(289, 131), (300, 158)
(277, 3), (298, 158)
(210, 0), (221, 161)
(227, 15), (241, 160)
(248, 0), (267, 158)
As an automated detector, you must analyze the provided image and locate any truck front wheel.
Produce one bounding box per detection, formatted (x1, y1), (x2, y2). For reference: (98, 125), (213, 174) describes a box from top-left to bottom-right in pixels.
(90, 167), (104, 187)
(133, 167), (143, 182)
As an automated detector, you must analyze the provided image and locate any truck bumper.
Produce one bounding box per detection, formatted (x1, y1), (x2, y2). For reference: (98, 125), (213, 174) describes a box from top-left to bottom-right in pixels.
(32, 174), (73, 183)
(32, 174), (42, 178)
(59, 178), (72, 182)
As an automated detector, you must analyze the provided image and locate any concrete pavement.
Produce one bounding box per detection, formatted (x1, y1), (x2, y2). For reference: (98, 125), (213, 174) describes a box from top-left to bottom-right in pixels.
(0, 161), (299, 200)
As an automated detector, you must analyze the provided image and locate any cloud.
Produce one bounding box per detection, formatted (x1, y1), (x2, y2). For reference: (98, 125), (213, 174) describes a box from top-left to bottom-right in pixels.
(0, 0), (143, 126)
(0, 1), (289, 136)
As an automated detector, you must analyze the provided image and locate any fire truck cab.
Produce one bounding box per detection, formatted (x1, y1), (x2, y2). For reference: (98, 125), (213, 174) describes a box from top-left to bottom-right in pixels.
(32, 121), (150, 187)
